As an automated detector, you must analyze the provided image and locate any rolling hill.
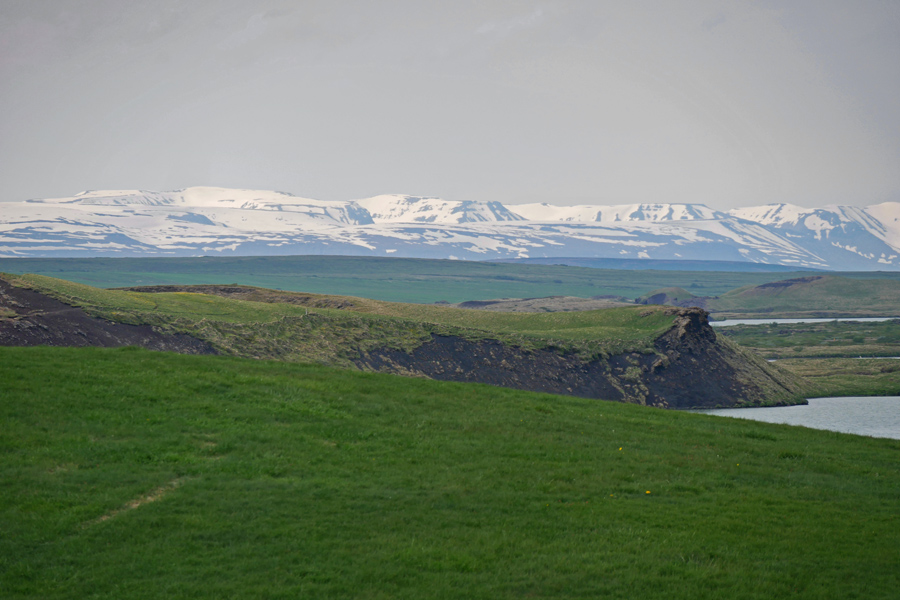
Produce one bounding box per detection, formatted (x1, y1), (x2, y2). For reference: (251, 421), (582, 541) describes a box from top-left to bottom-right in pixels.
(637, 275), (900, 318)
(0, 273), (806, 408)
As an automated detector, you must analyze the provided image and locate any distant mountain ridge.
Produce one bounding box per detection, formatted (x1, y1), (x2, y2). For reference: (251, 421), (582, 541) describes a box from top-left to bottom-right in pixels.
(355, 194), (525, 224)
(2, 186), (898, 270)
(512, 202), (726, 222)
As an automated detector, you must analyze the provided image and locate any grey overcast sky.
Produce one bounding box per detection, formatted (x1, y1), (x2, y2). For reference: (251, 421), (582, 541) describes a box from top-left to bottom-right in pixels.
(1, 1), (899, 209)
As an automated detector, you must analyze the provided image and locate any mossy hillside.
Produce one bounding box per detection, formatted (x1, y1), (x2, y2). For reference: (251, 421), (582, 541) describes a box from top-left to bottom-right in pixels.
(2, 346), (899, 599)
(5, 274), (678, 364)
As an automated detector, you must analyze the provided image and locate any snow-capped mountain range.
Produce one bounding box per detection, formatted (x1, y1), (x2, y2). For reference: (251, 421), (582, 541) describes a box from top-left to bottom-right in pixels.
(1, 187), (898, 271)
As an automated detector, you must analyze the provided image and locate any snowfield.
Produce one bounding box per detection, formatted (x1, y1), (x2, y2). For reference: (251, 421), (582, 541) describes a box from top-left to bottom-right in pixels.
(1, 187), (898, 270)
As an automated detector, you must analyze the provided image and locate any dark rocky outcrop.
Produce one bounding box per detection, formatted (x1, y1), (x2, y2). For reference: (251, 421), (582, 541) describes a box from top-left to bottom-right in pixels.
(355, 308), (805, 409)
(0, 279), (216, 354)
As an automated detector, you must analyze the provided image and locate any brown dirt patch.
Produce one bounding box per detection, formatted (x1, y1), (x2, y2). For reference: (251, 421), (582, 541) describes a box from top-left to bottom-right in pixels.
(84, 478), (184, 528)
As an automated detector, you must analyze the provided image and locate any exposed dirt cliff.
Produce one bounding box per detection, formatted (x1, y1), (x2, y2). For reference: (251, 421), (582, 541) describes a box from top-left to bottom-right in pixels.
(0, 278), (216, 354)
(355, 308), (805, 409)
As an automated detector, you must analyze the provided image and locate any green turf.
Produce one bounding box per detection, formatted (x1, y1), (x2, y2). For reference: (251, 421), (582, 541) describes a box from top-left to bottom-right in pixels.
(1, 346), (897, 599)
(3, 255), (899, 304)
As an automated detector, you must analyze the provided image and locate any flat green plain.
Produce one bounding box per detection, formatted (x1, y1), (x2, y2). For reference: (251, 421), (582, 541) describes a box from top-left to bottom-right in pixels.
(3, 255), (899, 303)
(2, 346), (898, 599)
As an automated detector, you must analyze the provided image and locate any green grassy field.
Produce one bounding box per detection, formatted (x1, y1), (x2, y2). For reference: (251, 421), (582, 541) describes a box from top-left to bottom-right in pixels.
(1, 346), (898, 599)
(3, 255), (899, 304)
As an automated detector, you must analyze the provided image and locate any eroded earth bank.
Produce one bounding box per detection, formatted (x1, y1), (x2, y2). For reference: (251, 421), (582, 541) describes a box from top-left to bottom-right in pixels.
(355, 309), (804, 409)
(0, 277), (806, 409)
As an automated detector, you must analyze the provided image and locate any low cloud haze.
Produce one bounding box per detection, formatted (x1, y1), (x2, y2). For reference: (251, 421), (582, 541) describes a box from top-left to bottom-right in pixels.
(1, 0), (898, 209)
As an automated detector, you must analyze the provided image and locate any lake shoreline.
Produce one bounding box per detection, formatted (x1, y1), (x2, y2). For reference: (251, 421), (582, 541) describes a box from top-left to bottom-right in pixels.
(691, 396), (900, 440)
(711, 317), (900, 327)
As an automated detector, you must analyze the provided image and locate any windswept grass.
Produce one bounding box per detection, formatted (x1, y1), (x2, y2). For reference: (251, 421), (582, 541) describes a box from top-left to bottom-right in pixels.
(1, 346), (897, 599)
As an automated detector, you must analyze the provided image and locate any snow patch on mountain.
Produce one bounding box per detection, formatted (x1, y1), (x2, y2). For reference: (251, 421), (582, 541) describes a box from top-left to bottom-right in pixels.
(511, 203), (725, 222)
(728, 203), (810, 226)
(730, 202), (900, 258)
(356, 195), (525, 224)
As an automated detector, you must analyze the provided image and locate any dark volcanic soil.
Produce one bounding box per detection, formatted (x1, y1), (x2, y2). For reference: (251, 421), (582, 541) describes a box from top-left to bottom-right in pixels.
(0, 278), (216, 354)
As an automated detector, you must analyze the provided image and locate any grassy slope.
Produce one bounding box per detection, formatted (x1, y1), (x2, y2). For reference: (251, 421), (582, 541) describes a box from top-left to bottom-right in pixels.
(4, 274), (678, 363)
(708, 276), (900, 318)
(1, 346), (898, 599)
(4, 255), (899, 304)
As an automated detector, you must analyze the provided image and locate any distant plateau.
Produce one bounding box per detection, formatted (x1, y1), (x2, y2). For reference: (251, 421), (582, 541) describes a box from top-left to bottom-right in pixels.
(1, 186), (898, 271)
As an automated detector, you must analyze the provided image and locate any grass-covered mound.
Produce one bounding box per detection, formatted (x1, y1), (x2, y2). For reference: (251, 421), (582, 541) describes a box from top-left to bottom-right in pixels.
(707, 275), (900, 318)
(1, 346), (897, 599)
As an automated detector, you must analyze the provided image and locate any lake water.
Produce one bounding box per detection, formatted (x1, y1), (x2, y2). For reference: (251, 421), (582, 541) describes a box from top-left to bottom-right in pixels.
(693, 397), (900, 440)
(710, 317), (898, 327)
